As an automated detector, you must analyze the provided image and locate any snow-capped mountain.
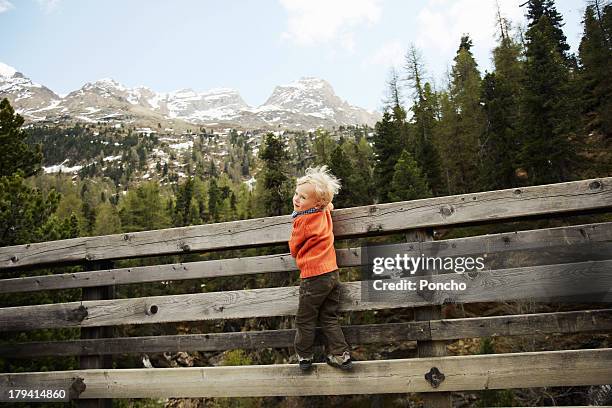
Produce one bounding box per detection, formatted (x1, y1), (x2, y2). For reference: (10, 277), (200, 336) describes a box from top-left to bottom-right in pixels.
(0, 63), (380, 129)
(160, 88), (250, 122)
(0, 62), (61, 116)
(253, 77), (380, 128)
(60, 79), (168, 123)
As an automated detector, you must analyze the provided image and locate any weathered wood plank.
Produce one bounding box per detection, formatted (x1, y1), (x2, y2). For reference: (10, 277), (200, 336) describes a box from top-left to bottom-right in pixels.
(1, 177), (610, 270)
(3, 221), (611, 294)
(2, 309), (609, 358)
(1, 260), (610, 331)
(0, 253), (299, 293)
(1, 349), (610, 397)
(0, 322), (422, 358)
(429, 308), (612, 340)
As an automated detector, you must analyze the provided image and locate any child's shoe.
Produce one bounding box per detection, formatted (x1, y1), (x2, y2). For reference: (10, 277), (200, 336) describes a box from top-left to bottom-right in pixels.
(297, 355), (313, 372)
(325, 350), (353, 370)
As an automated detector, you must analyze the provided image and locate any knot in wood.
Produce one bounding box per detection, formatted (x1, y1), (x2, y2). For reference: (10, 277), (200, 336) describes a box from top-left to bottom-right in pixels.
(181, 243), (191, 252)
(425, 367), (445, 388)
(368, 206), (377, 214)
(70, 377), (86, 398)
(589, 180), (602, 190)
(10, 255), (18, 263)
(67, 305), (88, 322)
(513, 189), (522, 195)
(123, 234), (131, 241)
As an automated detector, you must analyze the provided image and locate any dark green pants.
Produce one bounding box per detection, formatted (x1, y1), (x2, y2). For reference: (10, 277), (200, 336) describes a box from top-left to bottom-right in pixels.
(294, 270), (350, 358)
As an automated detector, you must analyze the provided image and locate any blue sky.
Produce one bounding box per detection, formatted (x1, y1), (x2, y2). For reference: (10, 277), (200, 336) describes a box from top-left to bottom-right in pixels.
(1, 0), (585, 111)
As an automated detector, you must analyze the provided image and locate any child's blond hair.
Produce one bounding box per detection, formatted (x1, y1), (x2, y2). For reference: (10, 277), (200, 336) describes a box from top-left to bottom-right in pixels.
(297, 165), (341, 207)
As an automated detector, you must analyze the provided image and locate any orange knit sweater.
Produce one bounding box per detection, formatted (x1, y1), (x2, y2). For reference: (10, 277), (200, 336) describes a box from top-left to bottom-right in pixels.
(289, 208), (338, 279)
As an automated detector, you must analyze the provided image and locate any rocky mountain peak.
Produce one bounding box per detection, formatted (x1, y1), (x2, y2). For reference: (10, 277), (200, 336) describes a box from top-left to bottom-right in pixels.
(84, 78), (126, 90)
(264, 77), (337, 108)
(258, 77), (379, 127)
(0, 62), (60, 115)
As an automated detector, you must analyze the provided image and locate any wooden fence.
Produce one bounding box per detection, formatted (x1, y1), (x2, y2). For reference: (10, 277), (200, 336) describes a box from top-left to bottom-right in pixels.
(1, 177), (611, 407)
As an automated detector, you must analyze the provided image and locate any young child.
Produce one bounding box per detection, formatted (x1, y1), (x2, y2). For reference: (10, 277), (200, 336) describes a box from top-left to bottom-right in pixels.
(289, 165), (353, 372)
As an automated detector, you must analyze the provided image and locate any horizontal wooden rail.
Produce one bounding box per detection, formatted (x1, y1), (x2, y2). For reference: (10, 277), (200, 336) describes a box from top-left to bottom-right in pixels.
(2, 221), (611, 294)
(1, 309), (610, 358)
(1, 260), (610, 331)
(1, 349), (610, 397)
(1, 177), (610, 270)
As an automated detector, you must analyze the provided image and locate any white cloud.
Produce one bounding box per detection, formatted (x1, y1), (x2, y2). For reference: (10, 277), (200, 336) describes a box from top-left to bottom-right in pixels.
(279, 0), (382, 50)
(368, 40), (405, 68)
(37, 0), (60, 13)
(415, 0), (524, 73)
(0, 0), (14, 13)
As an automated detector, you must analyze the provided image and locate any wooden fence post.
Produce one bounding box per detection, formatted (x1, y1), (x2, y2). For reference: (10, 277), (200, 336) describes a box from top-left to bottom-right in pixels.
(78, 260), (114, 408)
(408, 228), (451, 408)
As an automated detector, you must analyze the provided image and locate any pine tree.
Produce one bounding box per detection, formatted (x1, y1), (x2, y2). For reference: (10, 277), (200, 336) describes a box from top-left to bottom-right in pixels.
(405, 45), (444, 195)
(384, 67), (403, 111)
(353, 137), (376, 205)
(388, 67), (411, 151)
(518, 0), (579, 184)
(293, 133), (309, 173)
(372, 67), (413, 203)
(81, 201), (96, 235)
(437, 35), (485, 194)
(257, 133), (292, 216)
(405, 45), (425, 102)
(207, 177), (221, 222)
(417, 83), (444, 194)
(241, 146), (251, 176)
(389, 149), (432, 201)
(392, 106), (410, 148)
(525, 0), (571, 61)
(578, 3), (612, 140)
(372, 111), (399, 203)
(328, 140), (353, 208)
(480, 14), (524, 190)
(173, 177), (197, 226)
(0, 98), (43, 178)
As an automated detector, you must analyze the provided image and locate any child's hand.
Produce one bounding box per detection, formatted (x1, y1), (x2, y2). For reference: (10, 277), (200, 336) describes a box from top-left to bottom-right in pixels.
(326, 202), (334, 211)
